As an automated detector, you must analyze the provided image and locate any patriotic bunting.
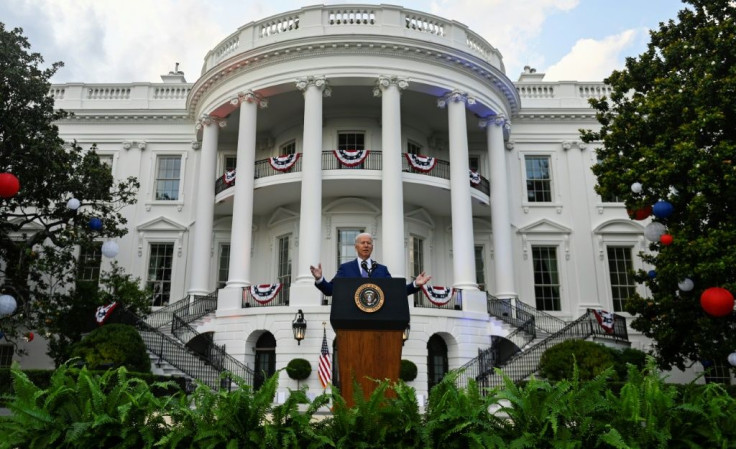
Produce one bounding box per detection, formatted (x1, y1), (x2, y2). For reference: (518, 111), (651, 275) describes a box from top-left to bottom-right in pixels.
(95, 302), (119, 325)
(333, 148), (369, 167)
(421, 285), (455, 306)
(318, 327), (332, 388)
(223, 169), (236, 184)
(592, 309), (615, 334)
(405, 153), (437, 172)
(248, 283), (282, 304)
(469, 170), (481, 186)
(269, 153), (300, 172)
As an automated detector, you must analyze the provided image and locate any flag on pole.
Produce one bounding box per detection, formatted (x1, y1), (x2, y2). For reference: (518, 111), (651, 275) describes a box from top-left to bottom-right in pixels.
(318, 326), (332, 388)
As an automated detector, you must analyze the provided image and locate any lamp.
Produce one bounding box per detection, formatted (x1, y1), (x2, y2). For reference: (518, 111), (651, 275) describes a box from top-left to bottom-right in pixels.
(292, 309), (307, 345)
(402, 324), (411, 345)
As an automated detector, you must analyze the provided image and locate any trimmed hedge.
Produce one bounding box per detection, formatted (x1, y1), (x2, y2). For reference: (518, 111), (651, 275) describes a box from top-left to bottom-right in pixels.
(70, 323), (151, 373)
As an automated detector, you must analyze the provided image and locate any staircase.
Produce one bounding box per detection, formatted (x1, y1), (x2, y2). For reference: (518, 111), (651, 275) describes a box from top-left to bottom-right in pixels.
(121, 293), (254, 390)
(457, 297), (629, 390)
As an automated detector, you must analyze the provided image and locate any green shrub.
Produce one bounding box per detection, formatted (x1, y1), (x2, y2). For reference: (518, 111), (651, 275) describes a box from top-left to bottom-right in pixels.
(611, 347), (648, 380)
(70, 324), (151, 373)
(399, 359), (418, 382)
(539, 339), (615, 381)
(285, 358), (312, 381)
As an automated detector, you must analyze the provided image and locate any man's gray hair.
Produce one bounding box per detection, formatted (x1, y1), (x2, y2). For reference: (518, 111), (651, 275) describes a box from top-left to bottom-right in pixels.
(354, 232), (373, 244)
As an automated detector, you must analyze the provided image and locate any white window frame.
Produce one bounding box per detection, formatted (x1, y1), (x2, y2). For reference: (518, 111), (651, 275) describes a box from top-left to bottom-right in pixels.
(148, 151), (187, 208)
(519, 151), (561, 211)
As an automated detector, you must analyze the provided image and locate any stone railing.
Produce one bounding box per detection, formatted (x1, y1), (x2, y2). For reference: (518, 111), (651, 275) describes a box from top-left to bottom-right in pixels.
(515, 81), (612, 108)
(203, 4), (504, 73)
(49, 83), (192, 110)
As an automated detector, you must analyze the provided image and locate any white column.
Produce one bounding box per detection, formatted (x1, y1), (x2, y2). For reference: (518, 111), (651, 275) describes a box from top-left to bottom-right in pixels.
(188, 115), (223, 296)
(291, 77), (330, 306)
(226, 92), (267, 291)
(438, 91), (477, 290)
(374, 76), (408, 277)
(481, 115), (517, 300)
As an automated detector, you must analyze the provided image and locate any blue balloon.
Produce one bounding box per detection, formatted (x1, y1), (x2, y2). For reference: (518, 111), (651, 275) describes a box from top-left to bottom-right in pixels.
(89, 217), (103, 231)
(0, 331), (4, 340)
(652, 200), (674, 218)
(648, 270), (657, 279)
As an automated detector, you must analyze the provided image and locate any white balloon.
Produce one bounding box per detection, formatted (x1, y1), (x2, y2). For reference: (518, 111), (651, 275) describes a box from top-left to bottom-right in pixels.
(631, 182), (643, 193)
(66, 198), (81, 210)
(678, 278), (694, 292)
(644, 222), (667, 241)
(728, 352), (736, 367)
(0, 294), (17, 317)
(101, 241), (119, 258)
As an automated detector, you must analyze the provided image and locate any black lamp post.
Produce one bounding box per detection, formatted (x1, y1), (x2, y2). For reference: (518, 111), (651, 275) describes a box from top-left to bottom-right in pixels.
(292, 309), (307, 345)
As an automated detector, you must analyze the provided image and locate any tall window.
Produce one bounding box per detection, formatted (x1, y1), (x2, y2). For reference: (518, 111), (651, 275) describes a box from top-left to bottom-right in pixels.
(704, 361), (732, 385)
(277, 235), (291, 305)
(224, 156), (237, 172)
(77, 243), (102, 283)
(525, 155), (552, 202)
(254, 332), (276, 390)
(469, 155), (480, 172)
(338, 132), (365, 169)
(475, 245), (486, 291)
(409, 236), (424, 304)
(148, 242), (174, 306)
(98, 154), (113, 170)
(532, 245), (560, 311)
(155, 155), (182, 201)
(407, 140), (422, 155)
(0, 345), (13, 368)
(427, 335), (448, 390)
(607, 246), (636, 312)
(337, 228), (364, 266)
(217, 244), (230, 289)
(280, 140), (296, 155)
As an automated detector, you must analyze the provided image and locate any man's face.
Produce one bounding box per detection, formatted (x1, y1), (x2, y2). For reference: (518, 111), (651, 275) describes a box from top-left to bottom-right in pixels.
(355, 235), (373, 259)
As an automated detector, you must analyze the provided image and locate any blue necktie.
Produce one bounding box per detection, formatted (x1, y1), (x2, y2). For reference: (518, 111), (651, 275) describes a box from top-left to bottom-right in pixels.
(360, 260), (370, 278)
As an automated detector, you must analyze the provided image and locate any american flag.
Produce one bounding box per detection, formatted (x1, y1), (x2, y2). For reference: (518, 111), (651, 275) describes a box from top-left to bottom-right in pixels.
(318, 327), (332, 388)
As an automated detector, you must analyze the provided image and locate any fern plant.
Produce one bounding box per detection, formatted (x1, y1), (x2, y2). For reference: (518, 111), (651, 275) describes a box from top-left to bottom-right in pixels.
(0, 362), (177, 449)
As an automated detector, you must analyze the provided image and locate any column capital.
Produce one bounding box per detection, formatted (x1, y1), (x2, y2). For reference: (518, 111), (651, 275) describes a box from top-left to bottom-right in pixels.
(122, 140), (147, 151)
(478, 114), (511, 130)
(437, 90), (476, 109)
(295, 76), (331, 97)
(373, 75), (409, 97)
(230, 90), (268, 109)
(191, 141), (201, 151)
(195, 114), (227, 131)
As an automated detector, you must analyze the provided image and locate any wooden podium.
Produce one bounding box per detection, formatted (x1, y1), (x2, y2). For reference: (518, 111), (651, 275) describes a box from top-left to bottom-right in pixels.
(330, 278), (409, 408)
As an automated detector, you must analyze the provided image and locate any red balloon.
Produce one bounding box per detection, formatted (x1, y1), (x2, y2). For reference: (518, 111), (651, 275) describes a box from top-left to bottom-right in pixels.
(0, 173), (20, 198)
(700, 287), (735, 317)
(628, 205), (652, 220)
(24, 332), (34, 342)
(660, 234), (673, 245)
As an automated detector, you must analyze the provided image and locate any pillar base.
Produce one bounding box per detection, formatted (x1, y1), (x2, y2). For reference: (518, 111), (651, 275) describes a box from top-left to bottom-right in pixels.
(217, 287), (243, 311)
(460, 290), (488, 314)
(288, 282), (325, 307)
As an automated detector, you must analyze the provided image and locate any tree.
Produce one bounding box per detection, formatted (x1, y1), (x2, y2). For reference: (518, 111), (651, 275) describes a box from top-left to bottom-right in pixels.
(582, 0), (736, 369)
(0, 24), (140, 356)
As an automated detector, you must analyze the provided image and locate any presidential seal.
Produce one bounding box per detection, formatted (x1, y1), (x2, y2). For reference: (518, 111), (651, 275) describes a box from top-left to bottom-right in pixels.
(354, 283), (385, 313)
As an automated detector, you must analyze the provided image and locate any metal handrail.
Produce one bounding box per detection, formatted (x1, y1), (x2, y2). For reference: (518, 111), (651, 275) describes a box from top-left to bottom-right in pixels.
(144, 292), (217, 329)
(487, 294), (567, 334)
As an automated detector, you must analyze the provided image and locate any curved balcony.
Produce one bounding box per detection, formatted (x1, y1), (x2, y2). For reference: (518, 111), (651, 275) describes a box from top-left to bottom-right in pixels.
(214, 151), (490, 196)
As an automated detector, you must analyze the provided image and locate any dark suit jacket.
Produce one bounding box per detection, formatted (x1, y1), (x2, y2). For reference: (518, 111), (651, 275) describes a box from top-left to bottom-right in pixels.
(315, 259), (419, 296)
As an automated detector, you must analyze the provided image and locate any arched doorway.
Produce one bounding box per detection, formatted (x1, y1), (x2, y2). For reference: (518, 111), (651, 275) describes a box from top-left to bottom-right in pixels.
(427, 334), (448, 390)
(254, 332), (276, 390)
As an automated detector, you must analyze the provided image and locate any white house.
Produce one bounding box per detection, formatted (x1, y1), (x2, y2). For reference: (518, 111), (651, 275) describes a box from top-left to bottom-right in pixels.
(10, 4), (716, 395)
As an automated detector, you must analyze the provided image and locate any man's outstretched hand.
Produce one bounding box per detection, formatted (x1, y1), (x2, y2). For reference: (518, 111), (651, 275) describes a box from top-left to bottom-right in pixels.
(415, 271), (431, 287)
(310, 263), (323, 281)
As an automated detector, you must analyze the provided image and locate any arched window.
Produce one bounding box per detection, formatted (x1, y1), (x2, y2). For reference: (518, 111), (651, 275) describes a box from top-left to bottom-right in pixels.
(427, 335), (448, 390)
(254, 332), (276, 390)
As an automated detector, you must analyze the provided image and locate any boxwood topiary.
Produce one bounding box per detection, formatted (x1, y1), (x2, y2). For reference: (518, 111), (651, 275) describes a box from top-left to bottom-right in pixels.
(539, 339), (615, 381)
(286, 358), (312, 381)
(400, 359), (418, 382)
(70, 323), (151, 373)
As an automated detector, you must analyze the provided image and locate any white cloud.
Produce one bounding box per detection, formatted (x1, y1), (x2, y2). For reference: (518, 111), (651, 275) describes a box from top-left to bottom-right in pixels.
(427, 0), (580, 77)
(543, 29), (641, 81)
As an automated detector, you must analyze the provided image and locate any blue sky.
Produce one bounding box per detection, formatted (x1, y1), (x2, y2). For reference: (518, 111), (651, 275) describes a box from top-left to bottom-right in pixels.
(1, 0), (685, 84)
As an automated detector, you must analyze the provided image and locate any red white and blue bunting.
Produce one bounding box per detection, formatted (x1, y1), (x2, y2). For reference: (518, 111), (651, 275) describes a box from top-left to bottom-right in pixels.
(248, 283), (283, 304)
(333, 148), (369, 167)
(223, 169), (236, 185)
(269, 153), (300, 172)
(592, 309), (615, 334)
(405, 153), (436, 172)
(469, 170), (481, 186)
(421, 285), (455, 306)
(95, 302), (118, 325)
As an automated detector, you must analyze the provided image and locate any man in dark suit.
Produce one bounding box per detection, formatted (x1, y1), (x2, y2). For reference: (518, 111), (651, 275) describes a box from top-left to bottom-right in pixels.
(310, 232), (431, 296)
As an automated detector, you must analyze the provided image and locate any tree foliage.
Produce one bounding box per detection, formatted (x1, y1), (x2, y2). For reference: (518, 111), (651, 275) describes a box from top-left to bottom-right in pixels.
(0, 24), (139, 353)
(581, 0), (736, 369)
